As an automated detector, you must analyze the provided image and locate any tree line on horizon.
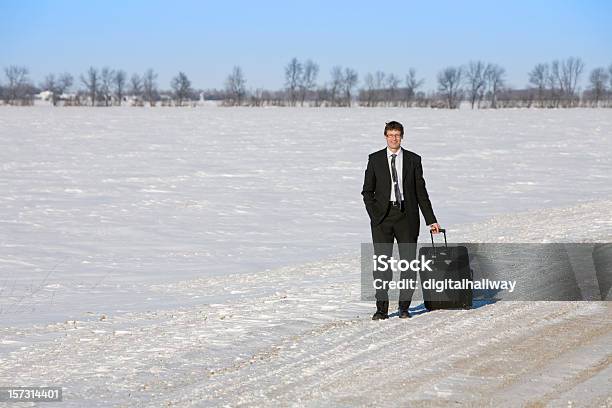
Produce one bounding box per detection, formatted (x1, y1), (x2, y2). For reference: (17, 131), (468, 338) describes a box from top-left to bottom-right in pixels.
(1, 57), (611, 108)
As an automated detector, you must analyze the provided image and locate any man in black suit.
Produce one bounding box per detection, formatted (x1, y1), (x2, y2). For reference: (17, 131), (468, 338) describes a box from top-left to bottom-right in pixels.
(362, 121), (441, 320)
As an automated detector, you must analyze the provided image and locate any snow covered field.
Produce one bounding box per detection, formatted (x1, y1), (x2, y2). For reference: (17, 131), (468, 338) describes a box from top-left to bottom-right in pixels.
(1, 107), (611, 406)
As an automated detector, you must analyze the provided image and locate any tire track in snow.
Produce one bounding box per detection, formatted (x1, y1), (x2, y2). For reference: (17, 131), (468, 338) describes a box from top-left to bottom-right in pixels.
(154, 302), (609, 407)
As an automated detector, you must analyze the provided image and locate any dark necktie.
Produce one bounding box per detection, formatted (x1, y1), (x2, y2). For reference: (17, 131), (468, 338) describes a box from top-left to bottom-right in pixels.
(391, 154), (402, 209)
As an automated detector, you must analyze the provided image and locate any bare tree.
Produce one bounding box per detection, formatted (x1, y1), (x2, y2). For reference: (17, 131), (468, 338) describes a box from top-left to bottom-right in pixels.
(41, 74), (58, 105)
(171, 72), (192, 106)
(386, 73), (400, 106)
(343, 67), (358, 107)
(363, 73), (375, 107)
(404, 68), (424, 107)
(567, 57), (585, 105)
(129, 73), (143, 100)
(80, 67), (99, 106)
(41, 72), (73, 106)
(58, 73), (73, 96)
(437, 66), (463, 109)
(100, 67), (114, 106)
(548, 61), (562, 107)
(552, 57), (584, 107)
(560, 57), (584, 107)
(551, 60), (565, 106)
(4, 65), (30, 105)
(529, 63), (549, 107)
(142, 69), (158, 106)
(225, 66), (246, 106)
(588, 67), (609, 106)
(299, 59), (318, 106)
(113, 70), (127, 106)
(466, 61), (486, 109)
(375, 71), (386, 105)
(485, 64), (505, 109)
(330, 66), (344, 106)
(284, 58), (302, 106)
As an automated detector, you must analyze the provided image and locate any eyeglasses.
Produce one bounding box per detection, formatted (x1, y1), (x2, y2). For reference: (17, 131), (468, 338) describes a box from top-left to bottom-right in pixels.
(385, 134), (402, 139)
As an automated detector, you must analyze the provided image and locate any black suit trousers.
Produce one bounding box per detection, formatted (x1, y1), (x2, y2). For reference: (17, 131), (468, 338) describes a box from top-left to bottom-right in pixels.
(371, 204), (418, 306)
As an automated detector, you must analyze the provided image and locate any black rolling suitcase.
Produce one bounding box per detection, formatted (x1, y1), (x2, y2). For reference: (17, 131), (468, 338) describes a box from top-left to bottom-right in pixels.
(418, 229), (472, 310)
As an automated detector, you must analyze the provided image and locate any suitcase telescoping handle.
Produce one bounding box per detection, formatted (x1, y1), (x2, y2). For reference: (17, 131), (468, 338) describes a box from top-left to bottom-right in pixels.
(430, 228), (448, 249)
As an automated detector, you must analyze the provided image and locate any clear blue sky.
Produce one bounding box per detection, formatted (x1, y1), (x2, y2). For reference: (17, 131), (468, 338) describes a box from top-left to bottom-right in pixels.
(1, 0), (611, 91)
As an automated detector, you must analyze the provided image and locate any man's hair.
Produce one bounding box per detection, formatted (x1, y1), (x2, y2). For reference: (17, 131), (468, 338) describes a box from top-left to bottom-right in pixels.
(384, 121), (404, 137)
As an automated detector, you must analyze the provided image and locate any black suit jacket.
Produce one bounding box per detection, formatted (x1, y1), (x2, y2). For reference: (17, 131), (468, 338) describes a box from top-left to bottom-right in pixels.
(361, 148), (437, 235)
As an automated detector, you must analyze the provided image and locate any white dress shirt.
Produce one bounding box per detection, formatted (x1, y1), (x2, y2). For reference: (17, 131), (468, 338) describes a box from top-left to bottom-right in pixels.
(386, 147), (403, 202)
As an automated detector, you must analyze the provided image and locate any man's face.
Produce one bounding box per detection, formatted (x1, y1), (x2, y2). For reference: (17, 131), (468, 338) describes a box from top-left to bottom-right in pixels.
(385, 129), (402, 150)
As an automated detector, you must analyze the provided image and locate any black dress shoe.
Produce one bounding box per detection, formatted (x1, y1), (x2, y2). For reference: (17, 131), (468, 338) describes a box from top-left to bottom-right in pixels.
(398, 301), (411, 311)
(375, 301), (389, 313)
(399, 310), (411, 319)
(372, 311), (389, 320)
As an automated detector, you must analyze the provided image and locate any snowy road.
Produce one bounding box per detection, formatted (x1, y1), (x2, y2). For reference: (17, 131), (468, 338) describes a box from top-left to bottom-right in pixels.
(1, 281), (610, 407)
(1, 201), (611, 407)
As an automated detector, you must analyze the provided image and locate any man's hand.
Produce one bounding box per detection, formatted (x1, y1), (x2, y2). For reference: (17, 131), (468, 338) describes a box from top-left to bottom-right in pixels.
(429, 223), (442, 234)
